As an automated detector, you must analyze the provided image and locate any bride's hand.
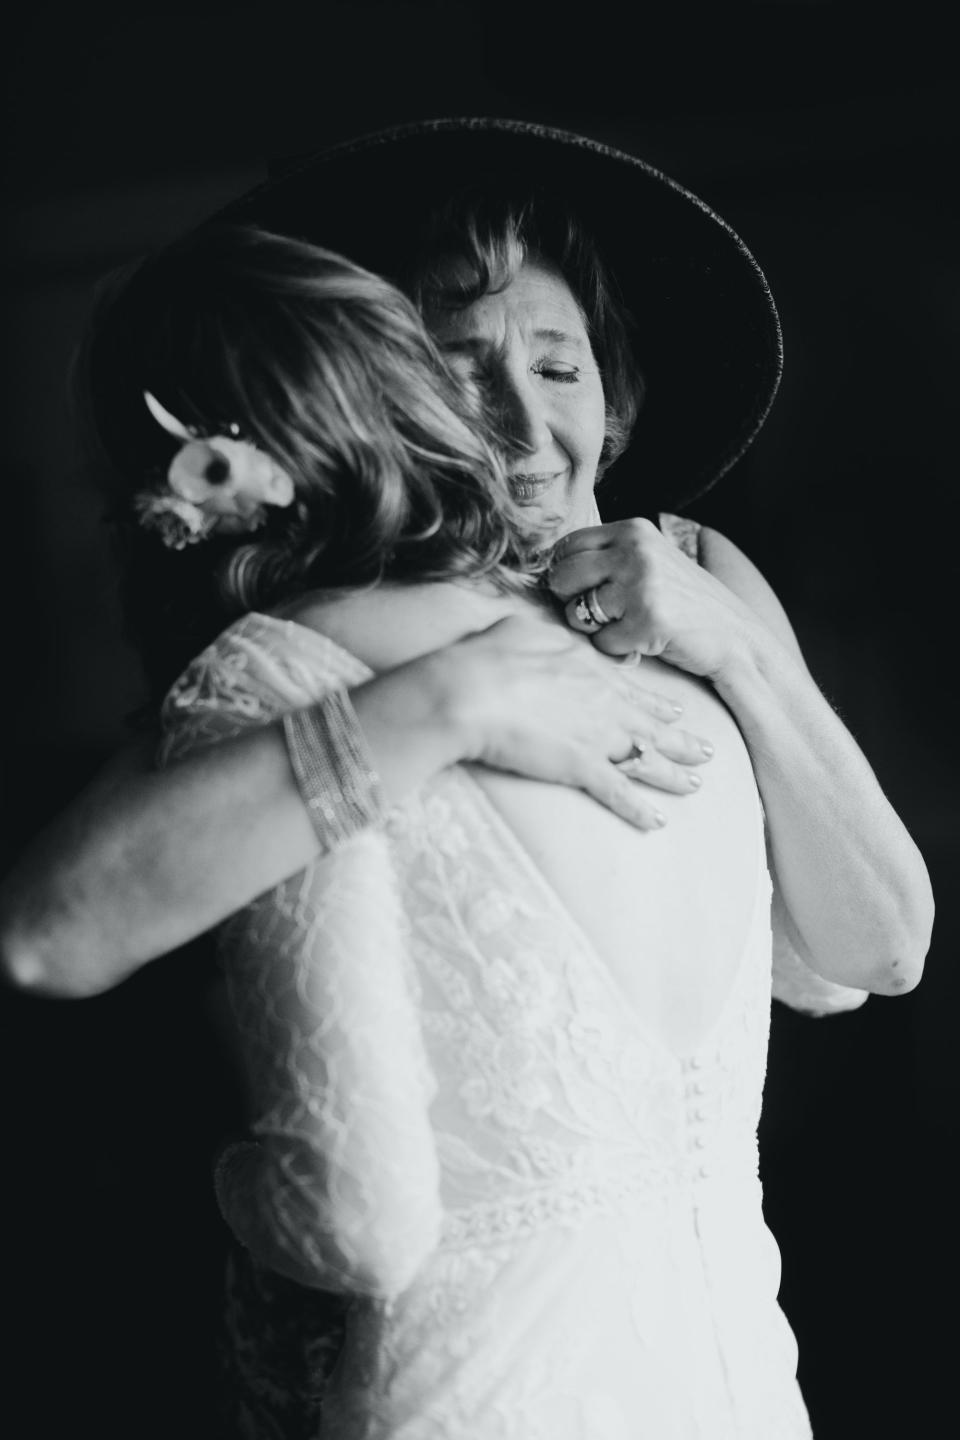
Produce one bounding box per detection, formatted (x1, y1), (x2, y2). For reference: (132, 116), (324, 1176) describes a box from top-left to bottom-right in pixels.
(440, 615), (714, 830)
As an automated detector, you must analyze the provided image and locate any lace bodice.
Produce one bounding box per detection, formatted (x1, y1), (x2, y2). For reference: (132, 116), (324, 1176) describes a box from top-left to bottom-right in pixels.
(157, 603), (831, 1437)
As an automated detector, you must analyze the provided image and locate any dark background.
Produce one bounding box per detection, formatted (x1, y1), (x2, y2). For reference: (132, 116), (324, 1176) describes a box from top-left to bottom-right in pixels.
(2, 4), (957, 1437)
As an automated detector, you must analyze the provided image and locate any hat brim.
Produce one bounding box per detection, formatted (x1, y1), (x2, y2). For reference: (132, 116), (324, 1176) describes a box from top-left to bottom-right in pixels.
(216, 118), (783, 513)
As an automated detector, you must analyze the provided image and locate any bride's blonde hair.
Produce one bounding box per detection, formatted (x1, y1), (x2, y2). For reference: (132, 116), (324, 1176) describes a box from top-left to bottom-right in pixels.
(83, 225), (544, 618)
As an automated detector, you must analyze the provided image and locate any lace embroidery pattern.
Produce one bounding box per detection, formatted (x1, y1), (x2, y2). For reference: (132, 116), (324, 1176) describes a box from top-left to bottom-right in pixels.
(388, 769), (774, 1241)
(161, 609), (812, 1440)
(658, 510), (701, 562)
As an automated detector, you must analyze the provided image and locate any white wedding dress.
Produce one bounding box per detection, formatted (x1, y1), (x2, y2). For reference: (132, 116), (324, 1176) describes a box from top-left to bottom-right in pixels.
(159, 532), (865, 1440)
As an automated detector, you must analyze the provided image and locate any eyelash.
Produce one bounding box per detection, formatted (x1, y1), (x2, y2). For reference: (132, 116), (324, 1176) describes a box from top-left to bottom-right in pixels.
(458, 359), (581, 388)
(535, 364), (580, 384)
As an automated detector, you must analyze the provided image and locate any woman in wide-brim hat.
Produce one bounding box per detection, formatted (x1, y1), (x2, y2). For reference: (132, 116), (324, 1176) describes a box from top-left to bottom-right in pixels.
(221, 116), (783, 519)
(1, 119), (932, 1439)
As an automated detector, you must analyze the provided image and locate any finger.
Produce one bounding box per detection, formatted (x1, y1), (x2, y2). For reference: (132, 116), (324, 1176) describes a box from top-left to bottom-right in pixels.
(577, 761), (668, 831)
(618, 684), (685, 723)
(591, 616), (661, 659)
(615, 747), (705, 796)
(548, 550), (612, 600)
(644, 723), (715, 766)
(565, 584), (626, 635)
(549, 524), (614, 565)
(565, 593), (603, 634)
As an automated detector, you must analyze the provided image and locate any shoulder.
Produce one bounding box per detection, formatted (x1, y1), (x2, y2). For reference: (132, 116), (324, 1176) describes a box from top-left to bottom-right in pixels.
(280, 581), (521, 673)
(658, 512), (788, 632)
(695, 524), (806, 665)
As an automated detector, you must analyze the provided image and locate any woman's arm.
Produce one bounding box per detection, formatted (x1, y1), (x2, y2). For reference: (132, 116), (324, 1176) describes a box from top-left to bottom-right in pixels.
(699, 526), (932, 994)
(549, 519), (934, 995)
(0, 615), (710, 998)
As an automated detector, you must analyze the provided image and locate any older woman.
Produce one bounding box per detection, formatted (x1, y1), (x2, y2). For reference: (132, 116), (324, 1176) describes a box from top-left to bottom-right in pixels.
(0, 121), (932, 1438)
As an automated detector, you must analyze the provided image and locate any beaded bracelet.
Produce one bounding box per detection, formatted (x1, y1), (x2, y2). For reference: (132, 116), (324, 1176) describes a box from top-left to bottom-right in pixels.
(282, 690), (388, 852)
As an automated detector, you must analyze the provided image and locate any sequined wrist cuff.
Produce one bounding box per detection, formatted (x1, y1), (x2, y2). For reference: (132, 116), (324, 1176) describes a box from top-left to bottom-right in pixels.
(283, 691), (388, 852)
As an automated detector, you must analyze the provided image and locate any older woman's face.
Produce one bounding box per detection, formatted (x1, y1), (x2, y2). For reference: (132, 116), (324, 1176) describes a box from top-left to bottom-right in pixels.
(427, 260), (607, 534)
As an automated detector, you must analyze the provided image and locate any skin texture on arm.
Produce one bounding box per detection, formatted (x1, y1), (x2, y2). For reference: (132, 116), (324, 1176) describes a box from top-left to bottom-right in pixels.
(551, 517), (934, 995)
(698, 525), (933, 994)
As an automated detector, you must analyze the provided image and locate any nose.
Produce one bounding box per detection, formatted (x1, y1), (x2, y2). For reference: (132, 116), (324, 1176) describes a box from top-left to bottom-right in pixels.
(496, 369), (552, 456)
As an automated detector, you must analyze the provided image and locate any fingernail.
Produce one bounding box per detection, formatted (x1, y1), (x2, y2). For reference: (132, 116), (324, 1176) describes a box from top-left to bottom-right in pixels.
(671, 702), (684, 716)
(653, 809), (667, 826)
(688, 773), (702, 789)
(700, 742), (714, 758)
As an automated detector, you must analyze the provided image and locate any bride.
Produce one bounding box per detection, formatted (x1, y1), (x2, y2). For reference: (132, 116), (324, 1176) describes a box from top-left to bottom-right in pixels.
(65, 209), (929, 1440)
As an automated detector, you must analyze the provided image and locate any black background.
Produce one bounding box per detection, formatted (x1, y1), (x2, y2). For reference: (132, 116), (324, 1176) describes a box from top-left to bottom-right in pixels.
(2, 4), (957, 1437)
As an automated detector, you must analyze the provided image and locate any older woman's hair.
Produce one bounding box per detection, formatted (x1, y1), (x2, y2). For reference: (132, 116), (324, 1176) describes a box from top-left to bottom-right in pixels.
(407, 188), (645, 476)
(80, 225), (541, 698)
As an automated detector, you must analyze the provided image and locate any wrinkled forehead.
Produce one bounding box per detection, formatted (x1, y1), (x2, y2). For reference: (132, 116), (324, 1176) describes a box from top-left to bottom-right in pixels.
(424, 257), (592, 347)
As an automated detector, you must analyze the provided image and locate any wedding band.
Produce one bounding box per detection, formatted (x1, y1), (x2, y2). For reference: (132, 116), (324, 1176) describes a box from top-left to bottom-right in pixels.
(574, 586), (613, 629)
(585, 586), (613, 627)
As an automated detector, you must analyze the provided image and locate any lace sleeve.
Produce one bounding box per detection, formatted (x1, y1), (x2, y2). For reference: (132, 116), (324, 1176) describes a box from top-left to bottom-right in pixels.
(160, 614), (443, 1298)
(214, 837), (442, 1298)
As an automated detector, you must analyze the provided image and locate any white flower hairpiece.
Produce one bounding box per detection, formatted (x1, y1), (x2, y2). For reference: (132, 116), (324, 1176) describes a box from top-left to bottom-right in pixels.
(134, 391), (295, 549)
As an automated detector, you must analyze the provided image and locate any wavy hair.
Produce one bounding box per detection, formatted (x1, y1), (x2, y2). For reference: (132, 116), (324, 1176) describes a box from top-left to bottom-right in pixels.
(79, 225), (545, 697)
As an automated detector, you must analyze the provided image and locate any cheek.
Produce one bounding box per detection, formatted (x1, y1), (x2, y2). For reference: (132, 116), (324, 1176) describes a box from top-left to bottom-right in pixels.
(569, 386), (607, 471)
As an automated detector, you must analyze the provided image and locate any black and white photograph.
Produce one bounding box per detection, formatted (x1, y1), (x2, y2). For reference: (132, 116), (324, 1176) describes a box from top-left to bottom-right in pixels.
(2, 5), (955, 1438)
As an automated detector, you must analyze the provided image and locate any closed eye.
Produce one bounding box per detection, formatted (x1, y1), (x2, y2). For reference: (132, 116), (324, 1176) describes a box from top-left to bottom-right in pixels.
(534, 362), (580, 384)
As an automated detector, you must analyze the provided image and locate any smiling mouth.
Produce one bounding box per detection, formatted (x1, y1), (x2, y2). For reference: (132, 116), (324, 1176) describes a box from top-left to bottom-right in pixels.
(509, 472), (564, 502)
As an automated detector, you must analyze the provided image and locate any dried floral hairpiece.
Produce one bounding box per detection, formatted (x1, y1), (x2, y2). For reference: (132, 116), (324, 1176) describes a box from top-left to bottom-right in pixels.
(133, 391), (295, 550)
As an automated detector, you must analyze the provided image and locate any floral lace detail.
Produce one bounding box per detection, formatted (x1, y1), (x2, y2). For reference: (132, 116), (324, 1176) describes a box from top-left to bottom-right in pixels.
(161, 610), (812, 1440)
(158, 612), (372, 764)
(658, 510), (701, 562)
(161, 613), (444, 1300)
(388, 770), (774, 1234)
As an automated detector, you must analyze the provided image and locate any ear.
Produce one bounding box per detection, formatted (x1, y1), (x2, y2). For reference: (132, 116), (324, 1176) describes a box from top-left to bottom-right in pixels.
(144, 390), (194, 440)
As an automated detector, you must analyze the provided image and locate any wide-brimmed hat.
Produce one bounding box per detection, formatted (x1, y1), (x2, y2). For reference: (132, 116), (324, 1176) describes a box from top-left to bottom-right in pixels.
(215, 118), (783, 514)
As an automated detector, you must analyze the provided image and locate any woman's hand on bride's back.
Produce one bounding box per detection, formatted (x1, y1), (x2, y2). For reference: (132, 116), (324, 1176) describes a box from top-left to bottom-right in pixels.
(441, 616), (713, 830)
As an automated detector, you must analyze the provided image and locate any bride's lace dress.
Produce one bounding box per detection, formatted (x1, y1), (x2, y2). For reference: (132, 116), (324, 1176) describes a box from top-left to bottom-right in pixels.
(159, 556), (863, 1438)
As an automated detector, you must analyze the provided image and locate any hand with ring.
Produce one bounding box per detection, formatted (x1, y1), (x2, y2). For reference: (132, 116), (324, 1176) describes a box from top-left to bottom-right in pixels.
(451, 615), (714, 829)
(571, 588), (615, 631)
(549, 516), (763, 680)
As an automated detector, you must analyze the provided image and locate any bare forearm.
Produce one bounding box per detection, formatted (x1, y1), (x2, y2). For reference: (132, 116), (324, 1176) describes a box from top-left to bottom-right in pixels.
(716, 636), (933, 993)
(0, 654), (465, 997)
(0, 725), (316, 995)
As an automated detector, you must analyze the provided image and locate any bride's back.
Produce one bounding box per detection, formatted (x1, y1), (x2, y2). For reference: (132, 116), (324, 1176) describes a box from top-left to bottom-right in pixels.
(289, 581), (767, 1057)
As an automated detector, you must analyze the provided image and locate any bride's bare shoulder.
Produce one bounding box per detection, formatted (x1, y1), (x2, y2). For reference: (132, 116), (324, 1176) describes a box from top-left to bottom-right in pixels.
(277, 580), (522, 672)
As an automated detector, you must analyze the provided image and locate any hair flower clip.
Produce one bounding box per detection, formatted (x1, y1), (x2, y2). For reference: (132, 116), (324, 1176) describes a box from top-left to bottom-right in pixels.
(134, 391), (295, 549)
